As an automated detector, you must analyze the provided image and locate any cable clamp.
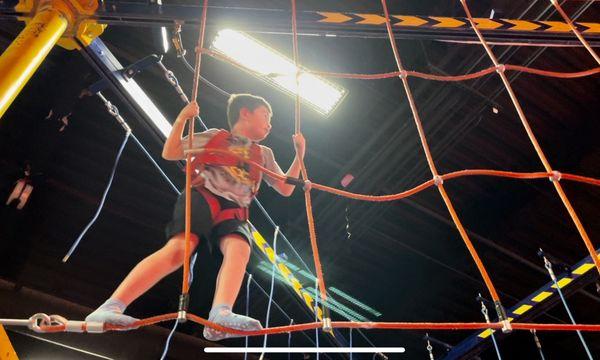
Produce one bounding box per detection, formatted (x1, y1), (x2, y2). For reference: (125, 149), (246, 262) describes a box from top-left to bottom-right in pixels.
(500, 319), (512, 333)
(85, 321), (105, 333)
(322, 317), (332, 332)
(303, 180), (312, 192)
(549, 170), (562, 182)
(398, 70), (408, 79)
(495, 64), (506, 74)
(433, 175), (444, 187)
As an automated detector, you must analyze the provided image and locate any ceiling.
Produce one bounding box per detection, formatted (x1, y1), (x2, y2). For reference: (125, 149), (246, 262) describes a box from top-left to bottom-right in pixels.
(1, 0), (599, 359)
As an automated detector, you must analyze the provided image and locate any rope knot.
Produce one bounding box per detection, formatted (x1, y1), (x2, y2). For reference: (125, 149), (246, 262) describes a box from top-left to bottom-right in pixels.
(549, 170), (562, 182)
(433, 175), (444, 187)
(303, 180), (312, 192)
(398, 70), (408, 79)
(495, 64), (506, 74)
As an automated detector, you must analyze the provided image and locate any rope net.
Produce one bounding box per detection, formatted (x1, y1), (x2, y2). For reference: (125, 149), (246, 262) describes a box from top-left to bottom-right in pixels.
(5, 0), (600, 344)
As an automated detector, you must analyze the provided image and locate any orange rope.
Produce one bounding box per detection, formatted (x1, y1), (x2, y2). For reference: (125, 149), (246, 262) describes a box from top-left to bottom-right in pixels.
(289, 0), (329, 318)
(36, 313), (600, 334)
(182, 0), (209, 296)
(459, 0), (600, 277)
(550, 0), (600, 65)
(189, 149), (600, 201)
(198, 47), (600, 81)
(380, 0), (501, 304)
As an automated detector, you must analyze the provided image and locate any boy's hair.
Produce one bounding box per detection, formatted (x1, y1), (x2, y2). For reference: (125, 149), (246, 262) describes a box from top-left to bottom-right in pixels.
(227, 94), (272, 129)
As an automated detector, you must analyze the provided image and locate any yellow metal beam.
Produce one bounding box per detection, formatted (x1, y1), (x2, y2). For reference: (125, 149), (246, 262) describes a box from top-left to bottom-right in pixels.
(0, 7), (68, 119)
(0, 325), (18, 360)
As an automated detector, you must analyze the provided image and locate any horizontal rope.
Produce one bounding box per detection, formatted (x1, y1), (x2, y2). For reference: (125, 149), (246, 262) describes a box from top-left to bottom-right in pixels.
(186, 149), (600, 202)
(24, 313), (600, 335)
(198, 48), (600, 81)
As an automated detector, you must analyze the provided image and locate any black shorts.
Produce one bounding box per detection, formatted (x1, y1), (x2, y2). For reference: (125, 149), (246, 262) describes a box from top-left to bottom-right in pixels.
(165, 189), (253, 254)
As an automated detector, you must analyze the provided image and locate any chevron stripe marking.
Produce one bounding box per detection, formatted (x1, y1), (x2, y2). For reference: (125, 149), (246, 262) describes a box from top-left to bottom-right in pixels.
(317, 12), (353, 24)
(503, 19), (541, 31)
(578, 22), (600, 34)
(355, 13), (386, 25)
(430, 16), (465, 28)
(540, 20), (572, 32)
(473, 18), (503, 29)
(393, 15), (428, 27)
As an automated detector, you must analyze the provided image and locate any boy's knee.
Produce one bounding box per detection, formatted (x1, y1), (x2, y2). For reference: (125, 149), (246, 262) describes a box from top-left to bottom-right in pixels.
(165, 233), (199, 264)
(221, 235), (251, 261)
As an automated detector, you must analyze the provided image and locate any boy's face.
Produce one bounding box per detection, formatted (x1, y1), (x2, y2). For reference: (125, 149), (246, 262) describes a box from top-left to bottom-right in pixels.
(239, 105), (272, 141)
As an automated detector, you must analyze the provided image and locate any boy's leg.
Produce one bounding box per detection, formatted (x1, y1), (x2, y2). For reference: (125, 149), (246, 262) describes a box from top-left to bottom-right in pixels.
(203, 234), (262, 341)
(86, 232), (199, 325)
(212, 234), (251, 307)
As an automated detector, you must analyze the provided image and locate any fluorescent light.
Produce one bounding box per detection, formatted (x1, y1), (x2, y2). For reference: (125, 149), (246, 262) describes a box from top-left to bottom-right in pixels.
(160, 27), (169, 54)
(211, 29), (346, 116)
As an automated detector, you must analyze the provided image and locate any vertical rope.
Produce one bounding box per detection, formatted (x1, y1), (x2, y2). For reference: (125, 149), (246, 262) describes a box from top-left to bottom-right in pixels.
(531, 330), (547, 360)
(290, 0), (329, 320)
(182, 0), (209, 296)
(288, 319), (294, 360)
(244, 273), (252, 360)
(542, 257), (593, 359)
(380, 0), (501, 304)
(314, 277), (320, 360)
(479, 297), (503, 360)
(349, 328), (353, 360)
(261, 226), (280, 357)
(459, 0), (600, 276)
(549, 0), (600, 65)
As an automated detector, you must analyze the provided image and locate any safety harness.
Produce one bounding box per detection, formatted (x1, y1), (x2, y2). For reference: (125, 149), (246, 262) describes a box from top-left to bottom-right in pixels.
(188, 130), (263, 224)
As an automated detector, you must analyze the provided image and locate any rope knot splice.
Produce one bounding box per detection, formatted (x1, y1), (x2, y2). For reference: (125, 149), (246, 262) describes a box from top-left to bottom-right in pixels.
(303, 180), (313, 192)
(549, 170), (562, 182)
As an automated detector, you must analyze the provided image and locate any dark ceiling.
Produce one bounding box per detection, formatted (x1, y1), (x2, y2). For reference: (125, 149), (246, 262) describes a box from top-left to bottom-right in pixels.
(1, 0), (600, 359)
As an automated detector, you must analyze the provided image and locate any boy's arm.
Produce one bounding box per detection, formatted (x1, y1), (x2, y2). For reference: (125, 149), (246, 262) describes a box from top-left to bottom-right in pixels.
(162, 102), (200, 160)
(271, 133), (306, 197)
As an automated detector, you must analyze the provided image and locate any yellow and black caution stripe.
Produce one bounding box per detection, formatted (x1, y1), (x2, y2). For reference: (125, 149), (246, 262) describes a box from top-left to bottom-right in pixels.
(316, 12), (600, 33)
(445, 249), (600, 359)
(251, 227), (324, 321)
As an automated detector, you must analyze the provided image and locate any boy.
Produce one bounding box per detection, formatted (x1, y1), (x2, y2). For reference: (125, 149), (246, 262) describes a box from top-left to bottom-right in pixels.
(86, 94), (305, 341)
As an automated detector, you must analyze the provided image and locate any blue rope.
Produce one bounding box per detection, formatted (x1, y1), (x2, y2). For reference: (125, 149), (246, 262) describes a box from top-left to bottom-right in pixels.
(288, 319), (294, 360)
(490, 332), (502, 360)
(160, 252), (197, 360)
(531, 330), (546, 360)
(479, 297), (502, 360)
(245, 273), (252, 360)
(544, 259), (594, 360)
(62, 133), (130, 262)
(315, 277), (320, 360)
(130, 134), (180, 195)
(349, 328), (353, 360)
(262, 226), (280, 353)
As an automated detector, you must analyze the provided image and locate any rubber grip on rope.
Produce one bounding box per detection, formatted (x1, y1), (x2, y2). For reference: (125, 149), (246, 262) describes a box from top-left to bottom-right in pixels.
(178, 294), (189, 322)
(494, 301), (512, 333)
(285, 176), (304, 186)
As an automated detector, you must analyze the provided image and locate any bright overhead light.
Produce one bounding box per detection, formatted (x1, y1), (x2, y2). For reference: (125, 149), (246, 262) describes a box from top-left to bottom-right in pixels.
(211, 29), (347, 116)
